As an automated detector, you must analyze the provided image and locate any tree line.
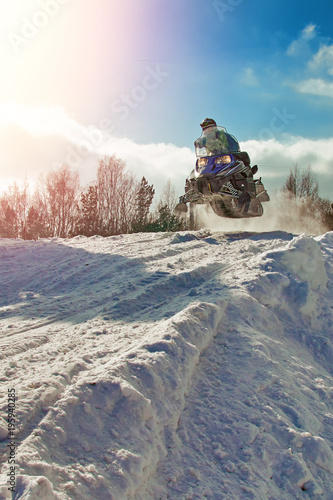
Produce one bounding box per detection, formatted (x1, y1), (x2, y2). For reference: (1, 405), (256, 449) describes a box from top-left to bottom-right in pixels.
(0, 155), (186, 240)
(0, 157), (332, 239)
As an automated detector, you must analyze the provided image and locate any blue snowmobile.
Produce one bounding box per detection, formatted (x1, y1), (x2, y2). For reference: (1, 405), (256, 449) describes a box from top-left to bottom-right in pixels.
(175, 118), (269, 218)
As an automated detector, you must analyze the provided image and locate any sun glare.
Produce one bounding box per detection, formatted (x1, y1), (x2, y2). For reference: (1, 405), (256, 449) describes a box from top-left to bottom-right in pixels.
(0, 102), (69, 136)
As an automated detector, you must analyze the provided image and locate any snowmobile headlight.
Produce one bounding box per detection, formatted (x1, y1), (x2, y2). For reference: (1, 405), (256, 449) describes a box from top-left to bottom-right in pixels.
(198, 158), (208, 167)
(196, 157), (208, 172)
(215, 155), (232, 165)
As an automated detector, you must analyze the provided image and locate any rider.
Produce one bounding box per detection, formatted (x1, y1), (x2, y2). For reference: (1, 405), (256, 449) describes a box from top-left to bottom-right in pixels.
(199, 118), (229, 154)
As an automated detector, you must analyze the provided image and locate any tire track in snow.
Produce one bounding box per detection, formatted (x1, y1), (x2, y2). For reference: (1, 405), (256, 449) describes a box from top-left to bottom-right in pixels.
(0, 235), (218, 336)
(0, 234), (234, 350)
(0, 234), (285, 360)
(105, 262), (224, 321)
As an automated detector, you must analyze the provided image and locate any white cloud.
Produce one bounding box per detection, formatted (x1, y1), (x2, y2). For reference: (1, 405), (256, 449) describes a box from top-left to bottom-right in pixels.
(243, 135), (333, 173)
(241, 68), (260, 87)
(0, 103), (193, 197)
(242, 136), (333, 198)
(308, 44), (333, 72)
(291, 42), (333, 101)
(302, 24), (317, 40)
(287, 24), (317, 57)
(293, 78), (333, 99)
(0, 103), (332, 200)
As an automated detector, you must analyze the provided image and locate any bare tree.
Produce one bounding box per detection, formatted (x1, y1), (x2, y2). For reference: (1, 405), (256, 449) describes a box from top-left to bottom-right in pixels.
(299, 165), (319, 201)
(0, 199), (17, 238)
(317, 197), (333, 231)
(97, 155), (137, 235)
(282, 164), (300, 198)
(281, 164), (333, 233)
(282, 164), (318, 201)
(36, 165), (80, 237)
(158, 179), (178, 212)
(0, 181), (30, 238)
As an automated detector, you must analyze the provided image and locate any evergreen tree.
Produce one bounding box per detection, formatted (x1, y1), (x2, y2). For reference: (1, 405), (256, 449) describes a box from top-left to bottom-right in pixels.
(132, 177), (155, 232)
(75, 185), (99, 236)
(25, 206), (50, 240)
(150, 203), (185, 232)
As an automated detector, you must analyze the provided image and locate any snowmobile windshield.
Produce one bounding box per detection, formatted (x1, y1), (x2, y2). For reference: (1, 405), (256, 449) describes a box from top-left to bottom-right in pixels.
(194, 126), (241, 157)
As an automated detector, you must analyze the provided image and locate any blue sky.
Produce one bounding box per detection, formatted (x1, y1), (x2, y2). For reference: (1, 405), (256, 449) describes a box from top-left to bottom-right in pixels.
(105, 0), (333, 146)
(1, 0), (333, 199)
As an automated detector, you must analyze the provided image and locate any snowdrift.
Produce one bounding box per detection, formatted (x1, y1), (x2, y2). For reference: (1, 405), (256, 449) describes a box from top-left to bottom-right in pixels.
(0, 230), (332, 499)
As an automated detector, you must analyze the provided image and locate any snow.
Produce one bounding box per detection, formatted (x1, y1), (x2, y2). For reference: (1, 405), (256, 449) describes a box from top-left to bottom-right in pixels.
(0, 229), (332, 499)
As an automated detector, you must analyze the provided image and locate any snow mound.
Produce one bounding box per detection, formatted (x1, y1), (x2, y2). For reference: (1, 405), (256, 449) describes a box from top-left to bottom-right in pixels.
(3, 301), (225, 500)
(0, 230), (332, 499)
(13, 476), (63, 500)
(280, 235), (328, 290)
(252, 233), (328, 317)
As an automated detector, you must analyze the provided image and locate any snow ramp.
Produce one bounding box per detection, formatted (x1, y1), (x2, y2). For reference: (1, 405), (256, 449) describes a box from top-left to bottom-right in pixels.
(0, 230), (332, 499)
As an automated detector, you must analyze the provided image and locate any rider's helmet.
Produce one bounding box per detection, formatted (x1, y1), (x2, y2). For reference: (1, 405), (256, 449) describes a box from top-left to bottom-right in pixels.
(200, 118), (217, 130)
